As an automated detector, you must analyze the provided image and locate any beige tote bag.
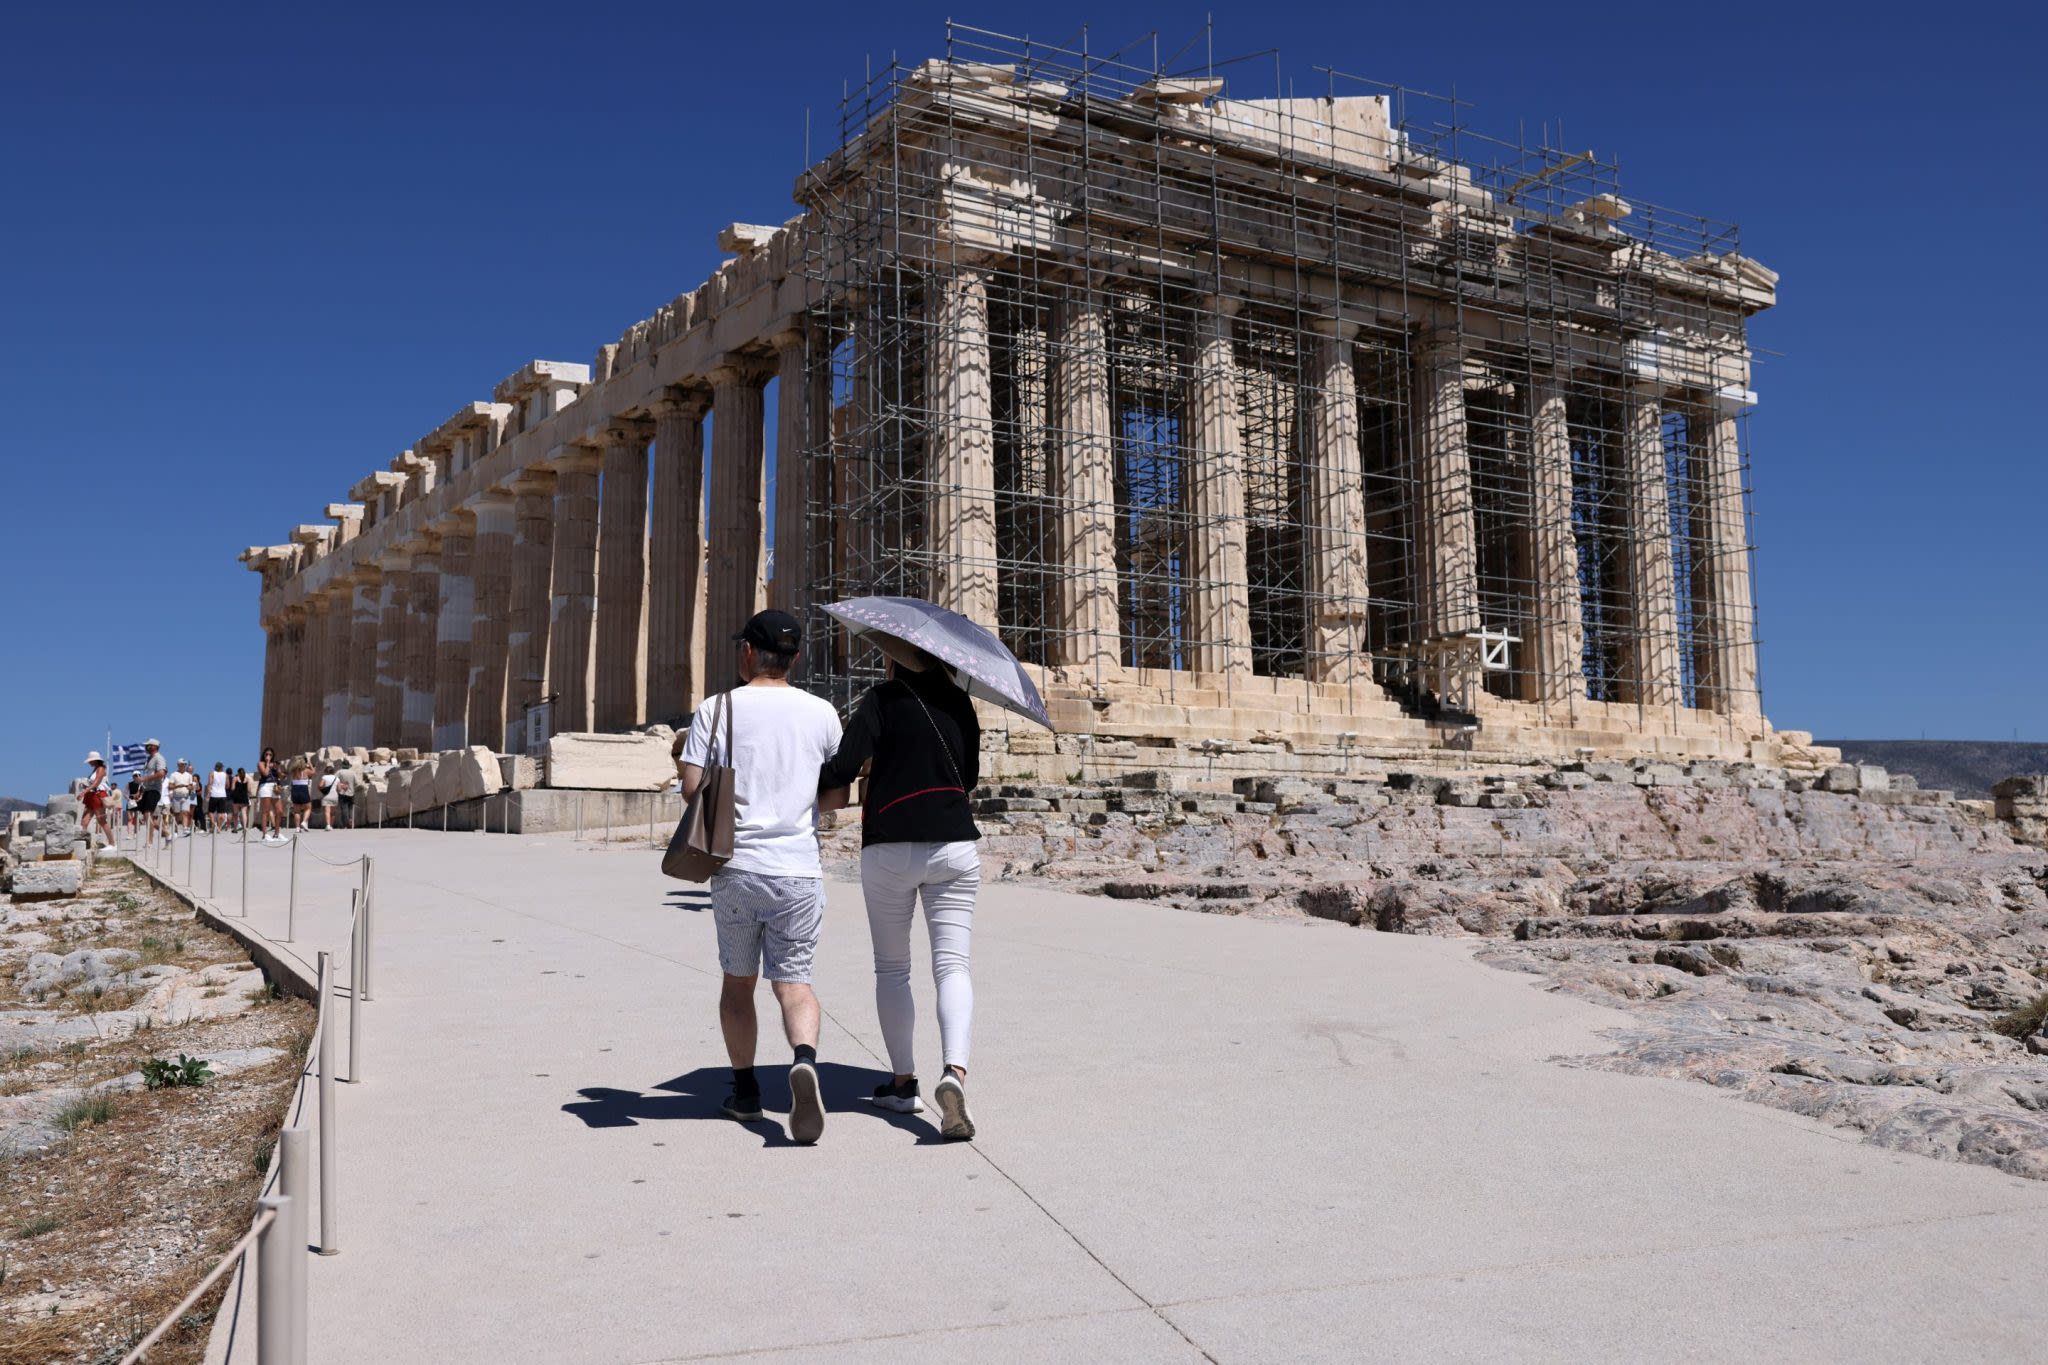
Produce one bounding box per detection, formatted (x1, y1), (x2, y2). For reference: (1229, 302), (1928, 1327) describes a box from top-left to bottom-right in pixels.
(662, 691), (735, 882)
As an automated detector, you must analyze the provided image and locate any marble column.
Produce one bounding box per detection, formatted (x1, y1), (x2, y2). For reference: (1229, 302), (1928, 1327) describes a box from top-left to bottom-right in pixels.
(1415, 334), (1480, 642)
(373, 554), (410, 747)
(401, 535), (441, 752)
(261, 624), (284, 752)
(548, 450), (602, 734)
(650, 393), (707, 721)
(347, 566), (382, 750)
(468, 493), (515, 750)
(505, 470), (557, 748)
(300, 595), (329, 755)
(433, 513), (476, 750)
(1528, 375), (1586, 713)
(1186, 296), (1252, 678)
(321, 583), (354, 747)
(1049, 283), (1121, 674)
(1305, 318), (1370, 684)
(274, 613), (300, 756)
(926, 270), (999, 624)
(1696, 392), (1759, 717)
(706, 359), (770, 680)
(770, 329), (821, 617)
(596, 422), (652, 731)
(1623, 381), (1680, 708)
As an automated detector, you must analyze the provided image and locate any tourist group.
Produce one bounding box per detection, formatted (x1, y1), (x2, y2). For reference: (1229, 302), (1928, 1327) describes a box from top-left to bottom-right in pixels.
(78, 741), (359, 848)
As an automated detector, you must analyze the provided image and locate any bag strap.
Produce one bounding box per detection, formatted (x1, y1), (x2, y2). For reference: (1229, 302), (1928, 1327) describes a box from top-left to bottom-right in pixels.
(907, 686), (963, 791)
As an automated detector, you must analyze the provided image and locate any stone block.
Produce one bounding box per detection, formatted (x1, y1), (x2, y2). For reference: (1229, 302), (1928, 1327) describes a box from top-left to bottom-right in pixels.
(9, 860), (84, 900)
(436, 747), (504, 806)
(383, 768), (413, 819)
(408, 758), (441, 812)
(1992, 774), (2048, 801)
(1819, 765), (1860, 793)
(499, 754), (540, 791)
(1117, 770), (1180, 792)
(1583, 762), (1632, 784)
(1891, 772), (1918, 791)
(544, 733), (675, 791)
(16, 840), (46, 863)
(1855, 764), (1889, 793)
(1642, 764), (1689, 787)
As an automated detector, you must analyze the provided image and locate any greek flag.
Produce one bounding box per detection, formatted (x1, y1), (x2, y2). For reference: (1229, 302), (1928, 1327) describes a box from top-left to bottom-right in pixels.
(110, 742), (151, 777)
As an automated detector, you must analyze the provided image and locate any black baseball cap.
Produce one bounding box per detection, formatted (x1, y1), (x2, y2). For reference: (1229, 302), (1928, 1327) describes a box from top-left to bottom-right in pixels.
(734, 608), (801, 654)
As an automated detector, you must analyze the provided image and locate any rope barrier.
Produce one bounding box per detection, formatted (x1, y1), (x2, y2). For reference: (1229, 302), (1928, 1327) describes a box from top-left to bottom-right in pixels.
(118, 843), (371, 1362)
(115, 1207), (277, 1365)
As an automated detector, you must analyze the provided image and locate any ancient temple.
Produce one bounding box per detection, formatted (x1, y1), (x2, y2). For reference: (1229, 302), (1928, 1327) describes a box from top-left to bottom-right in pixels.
(246, 31), (1795, 781)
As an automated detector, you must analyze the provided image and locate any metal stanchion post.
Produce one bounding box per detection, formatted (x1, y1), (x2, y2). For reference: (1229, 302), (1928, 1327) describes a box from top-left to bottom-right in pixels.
(240, 823), (249, 917)
(349, 890), (364, 1083)
(286, 835), (299, 942)
(316, 951), (339, 1255)
(279, 1127), (311, 1365)
(209, 829), (217, 900)
(604, 793), (611, 845)
(576, 793), (584, 841)
(360, 858), (374, 1001)
(256, 1194), (294, 1362)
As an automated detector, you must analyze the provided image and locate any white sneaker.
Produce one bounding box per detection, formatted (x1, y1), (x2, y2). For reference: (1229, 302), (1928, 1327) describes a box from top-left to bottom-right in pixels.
(934, 1073), (975, 1142)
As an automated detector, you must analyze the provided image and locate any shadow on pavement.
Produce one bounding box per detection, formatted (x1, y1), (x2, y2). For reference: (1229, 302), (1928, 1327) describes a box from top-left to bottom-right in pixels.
(561, 1062), (945, 1145)
(663, 888), (711, 913)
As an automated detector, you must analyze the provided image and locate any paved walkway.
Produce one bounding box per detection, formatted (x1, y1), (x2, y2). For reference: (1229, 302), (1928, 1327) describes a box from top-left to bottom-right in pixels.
(191, 828), (2047, 1362)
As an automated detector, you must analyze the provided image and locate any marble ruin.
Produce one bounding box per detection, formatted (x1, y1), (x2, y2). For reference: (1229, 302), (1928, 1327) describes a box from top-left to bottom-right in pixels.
(245, 31), (1810, 793)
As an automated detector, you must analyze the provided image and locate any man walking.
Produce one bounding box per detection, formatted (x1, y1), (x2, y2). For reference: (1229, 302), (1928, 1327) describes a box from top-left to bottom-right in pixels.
(136, 739), (167, 848)
(678, 609), (842, 1144)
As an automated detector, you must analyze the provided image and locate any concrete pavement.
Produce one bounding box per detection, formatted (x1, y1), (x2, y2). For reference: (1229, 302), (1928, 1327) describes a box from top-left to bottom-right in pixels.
(182, 828), (2048, 1362)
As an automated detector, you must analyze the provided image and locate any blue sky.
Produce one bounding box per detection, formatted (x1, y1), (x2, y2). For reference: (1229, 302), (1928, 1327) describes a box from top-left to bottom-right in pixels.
(2, 1), (2041, 799)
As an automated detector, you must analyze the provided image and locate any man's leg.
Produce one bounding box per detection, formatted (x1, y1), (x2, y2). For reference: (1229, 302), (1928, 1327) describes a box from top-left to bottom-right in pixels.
(719, 974), (760, 1069)
(763, 877), (827, 1144)
(768, 980), (820, 1050)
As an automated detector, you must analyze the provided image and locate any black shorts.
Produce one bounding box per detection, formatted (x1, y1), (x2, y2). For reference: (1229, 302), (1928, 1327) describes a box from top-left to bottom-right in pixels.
(137, 789), (162, 814)
(208, 797), (230, 815)
(291, 783), (312, 805)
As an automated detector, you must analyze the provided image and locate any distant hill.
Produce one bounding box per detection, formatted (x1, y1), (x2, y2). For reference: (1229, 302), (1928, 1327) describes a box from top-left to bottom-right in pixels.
(1820, 741), (2048, 800)
(0, 796), (39, 815)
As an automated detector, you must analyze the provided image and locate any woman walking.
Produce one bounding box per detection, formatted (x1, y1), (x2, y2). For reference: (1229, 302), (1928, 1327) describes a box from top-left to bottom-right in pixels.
(229, 767), (251, 832)
(254, 747), (283, 842)
(290, 761), (315, 832)
(81, 752), (114, 849)
(819, 640), (983, 1140)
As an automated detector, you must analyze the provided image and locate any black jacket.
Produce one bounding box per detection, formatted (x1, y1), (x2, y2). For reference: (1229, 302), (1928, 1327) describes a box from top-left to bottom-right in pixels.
(821, 668), (981, 847)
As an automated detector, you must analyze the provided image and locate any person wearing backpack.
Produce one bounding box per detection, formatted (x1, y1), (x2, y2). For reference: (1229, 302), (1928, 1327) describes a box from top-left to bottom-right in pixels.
(677, 610), (842, 1144)
(818, 637), (983, 1141)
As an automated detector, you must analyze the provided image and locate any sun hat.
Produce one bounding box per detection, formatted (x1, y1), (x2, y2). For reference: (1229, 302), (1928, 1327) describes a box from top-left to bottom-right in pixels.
(85, 751), (103, 763)
(145, 738), (160, 748)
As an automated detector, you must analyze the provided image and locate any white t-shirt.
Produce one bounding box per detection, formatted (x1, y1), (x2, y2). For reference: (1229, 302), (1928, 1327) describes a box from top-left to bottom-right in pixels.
(680, 686), (842, 878)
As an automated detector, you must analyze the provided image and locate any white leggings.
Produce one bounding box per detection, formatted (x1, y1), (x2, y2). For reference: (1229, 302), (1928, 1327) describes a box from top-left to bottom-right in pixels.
(861, 840), (981, 1075)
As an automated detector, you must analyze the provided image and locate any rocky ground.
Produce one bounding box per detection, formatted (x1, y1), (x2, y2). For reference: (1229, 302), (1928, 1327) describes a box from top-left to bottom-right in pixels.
(0, 860), (312, 1365)
(823, 761), (2048, 1182)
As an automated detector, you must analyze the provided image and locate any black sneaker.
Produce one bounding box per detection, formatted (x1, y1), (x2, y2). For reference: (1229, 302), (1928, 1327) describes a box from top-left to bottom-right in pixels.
(865, 1077), (924, 1114)
(788, 1060), (825, 1145)
(934, 1072), (975, 1141)
(720, 1092), (764, 1122)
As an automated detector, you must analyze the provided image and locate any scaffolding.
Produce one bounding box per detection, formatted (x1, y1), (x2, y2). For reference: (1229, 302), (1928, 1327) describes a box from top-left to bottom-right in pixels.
(790, 21), (1766, 740)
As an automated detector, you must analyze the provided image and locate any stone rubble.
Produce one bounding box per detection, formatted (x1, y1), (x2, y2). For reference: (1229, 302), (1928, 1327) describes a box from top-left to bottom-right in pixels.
(834, 759), (2048, 1181)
